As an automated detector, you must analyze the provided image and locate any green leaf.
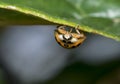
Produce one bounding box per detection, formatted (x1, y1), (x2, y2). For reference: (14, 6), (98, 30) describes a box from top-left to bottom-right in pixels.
(0, 0), (120, 41)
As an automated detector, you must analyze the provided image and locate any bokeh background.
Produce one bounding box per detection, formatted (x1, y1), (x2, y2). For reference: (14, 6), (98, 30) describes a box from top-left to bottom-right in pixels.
(0, 25), (120, 84)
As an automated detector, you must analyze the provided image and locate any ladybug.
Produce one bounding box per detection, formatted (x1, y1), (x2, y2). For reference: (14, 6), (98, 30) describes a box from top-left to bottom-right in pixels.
(54, 25), (86, 49)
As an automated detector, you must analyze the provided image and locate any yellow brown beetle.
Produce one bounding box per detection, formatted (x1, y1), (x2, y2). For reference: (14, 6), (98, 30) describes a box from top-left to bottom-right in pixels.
(54, 25), (86, 49)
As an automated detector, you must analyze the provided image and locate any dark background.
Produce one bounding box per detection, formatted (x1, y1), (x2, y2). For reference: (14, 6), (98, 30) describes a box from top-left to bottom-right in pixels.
(0, 25), (120, 84)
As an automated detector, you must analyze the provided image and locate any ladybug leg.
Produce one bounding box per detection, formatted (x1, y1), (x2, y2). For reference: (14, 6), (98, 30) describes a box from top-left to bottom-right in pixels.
(57, 25), (66, 29)
(69, 28), (73, 33)
(75, 25), (81, 34)
(75, 25), (85, 37)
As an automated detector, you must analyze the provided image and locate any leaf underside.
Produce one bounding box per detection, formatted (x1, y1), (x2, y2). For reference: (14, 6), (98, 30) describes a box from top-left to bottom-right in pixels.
(0, 0), (120, 41)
